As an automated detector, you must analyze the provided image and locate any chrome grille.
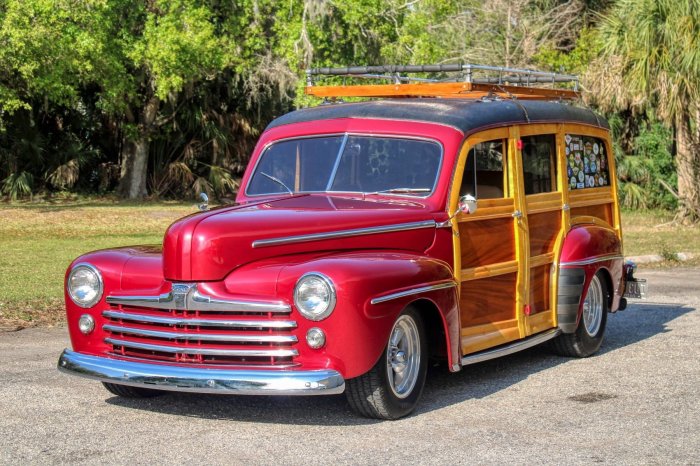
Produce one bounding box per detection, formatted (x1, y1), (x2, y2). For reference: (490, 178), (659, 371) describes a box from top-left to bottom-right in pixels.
(102, 286), (298, 367)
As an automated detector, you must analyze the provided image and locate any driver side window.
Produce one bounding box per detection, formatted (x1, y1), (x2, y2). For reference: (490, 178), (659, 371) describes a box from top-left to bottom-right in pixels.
(460, 139), (507, 199)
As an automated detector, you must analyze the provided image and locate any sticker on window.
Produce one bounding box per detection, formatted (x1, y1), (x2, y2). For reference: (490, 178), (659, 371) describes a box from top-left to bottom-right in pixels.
(566, 135), (609, 190)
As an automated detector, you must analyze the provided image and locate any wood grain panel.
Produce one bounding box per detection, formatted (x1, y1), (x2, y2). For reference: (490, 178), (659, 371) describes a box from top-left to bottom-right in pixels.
(571, 204), (612, 225)
(528, 211), (561, 257)
(457, 198), (515, 222)
(528, 264), (550, 315)
(461, 319), (521, 355)
(525, 191), (563, 214)
(458, 218), (515, 269)
(526, 312), (555, 335)
(569, 187), (614, 207)
(461, 260), (518, 281)
(460, 272), (517, 327)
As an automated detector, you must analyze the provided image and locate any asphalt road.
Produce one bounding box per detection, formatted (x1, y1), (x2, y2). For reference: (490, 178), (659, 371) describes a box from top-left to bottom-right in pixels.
(1, 268), (698, 465)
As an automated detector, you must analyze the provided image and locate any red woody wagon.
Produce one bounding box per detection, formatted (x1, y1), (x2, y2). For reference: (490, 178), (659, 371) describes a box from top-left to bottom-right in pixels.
(58, 64), (646, 419)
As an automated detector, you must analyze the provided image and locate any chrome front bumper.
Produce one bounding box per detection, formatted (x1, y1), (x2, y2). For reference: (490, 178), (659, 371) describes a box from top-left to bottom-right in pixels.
(57, 349), (345, 395)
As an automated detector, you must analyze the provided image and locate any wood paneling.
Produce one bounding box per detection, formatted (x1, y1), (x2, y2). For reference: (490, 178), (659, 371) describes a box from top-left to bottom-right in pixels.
(461, 319), (521, 355)
(571, 204), (612, 225)
(460, 272), (517, 327)
(458, 218), (515, 269)
(461, 260), (518, 281)
(528, 264), (550, 315)
(525, 311), (555, 335)
(528, 211), (561, 257)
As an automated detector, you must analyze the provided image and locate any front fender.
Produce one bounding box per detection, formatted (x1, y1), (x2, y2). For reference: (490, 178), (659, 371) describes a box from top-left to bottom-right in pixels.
(277, 251), (459, 379)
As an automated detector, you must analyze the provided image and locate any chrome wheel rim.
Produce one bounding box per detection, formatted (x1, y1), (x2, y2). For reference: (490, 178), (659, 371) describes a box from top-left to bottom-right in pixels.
(582, 275), (603, 337)
(386, 315), (421, 399)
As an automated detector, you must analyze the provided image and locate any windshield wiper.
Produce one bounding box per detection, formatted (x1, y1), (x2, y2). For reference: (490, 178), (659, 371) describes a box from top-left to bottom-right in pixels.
(260, 172), (293, 195)
(366, 188), (431, 196)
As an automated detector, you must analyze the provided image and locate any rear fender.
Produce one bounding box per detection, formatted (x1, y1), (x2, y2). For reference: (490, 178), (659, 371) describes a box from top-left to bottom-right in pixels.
(557, 225), (624, 333)
(277, 251), (460, 379)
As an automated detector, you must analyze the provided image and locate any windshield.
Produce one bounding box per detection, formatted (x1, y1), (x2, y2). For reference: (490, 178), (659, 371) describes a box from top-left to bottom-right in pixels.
(246, 135), (442, 197)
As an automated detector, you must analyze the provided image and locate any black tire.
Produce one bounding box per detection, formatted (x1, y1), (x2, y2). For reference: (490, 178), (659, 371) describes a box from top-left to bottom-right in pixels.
(102, 382), (163, 398)
(346, 307), (428, 420)
(551, 272), (608, 358)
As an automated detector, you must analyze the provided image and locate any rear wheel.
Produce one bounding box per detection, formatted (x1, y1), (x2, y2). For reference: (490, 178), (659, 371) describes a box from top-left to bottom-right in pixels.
(551, 272), (608, 357)
(346, 307), (427, 420)
(102, 382), (163, 398)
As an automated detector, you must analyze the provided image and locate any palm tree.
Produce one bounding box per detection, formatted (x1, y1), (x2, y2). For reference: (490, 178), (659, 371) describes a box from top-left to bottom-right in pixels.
(587, 0), (700, 223)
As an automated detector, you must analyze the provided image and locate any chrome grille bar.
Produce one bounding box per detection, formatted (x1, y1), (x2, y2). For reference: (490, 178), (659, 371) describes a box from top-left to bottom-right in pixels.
(103, 324), (298, 344)
(105, 338), (299, 358)
(102, 310), (297, 330)
(106, 284), (291, 313)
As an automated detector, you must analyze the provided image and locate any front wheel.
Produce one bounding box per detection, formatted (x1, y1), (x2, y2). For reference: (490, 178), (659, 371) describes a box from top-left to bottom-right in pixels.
(551, 272), (608, 357)
(346, 307), (427, 420)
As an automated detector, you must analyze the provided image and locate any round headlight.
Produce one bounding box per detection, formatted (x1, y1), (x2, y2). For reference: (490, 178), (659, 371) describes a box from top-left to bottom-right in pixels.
(67, 263), (103, 308)
(294, 272), (336, 321)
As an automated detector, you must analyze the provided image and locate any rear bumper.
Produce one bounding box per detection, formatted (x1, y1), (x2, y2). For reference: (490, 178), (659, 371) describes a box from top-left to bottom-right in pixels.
(57, 349), (345, 395)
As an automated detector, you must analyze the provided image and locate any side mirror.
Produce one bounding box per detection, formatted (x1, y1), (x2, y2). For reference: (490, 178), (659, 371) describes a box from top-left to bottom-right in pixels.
(458, 194), (477, 214)
(198, 192), (209, 212)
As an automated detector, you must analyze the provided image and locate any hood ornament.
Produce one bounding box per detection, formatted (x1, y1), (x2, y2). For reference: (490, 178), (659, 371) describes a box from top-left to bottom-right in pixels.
(198, 192), (209, 211)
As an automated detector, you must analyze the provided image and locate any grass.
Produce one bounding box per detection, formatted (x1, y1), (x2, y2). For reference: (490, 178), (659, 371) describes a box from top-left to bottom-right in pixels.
(621, 209), (700, 262)
(0, 201), (194, 330)
(0, 203), (698, 329)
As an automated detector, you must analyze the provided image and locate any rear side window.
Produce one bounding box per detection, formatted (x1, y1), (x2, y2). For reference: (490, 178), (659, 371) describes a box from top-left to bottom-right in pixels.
(521, 135), (556, 195)
(565, 134), (610, 190)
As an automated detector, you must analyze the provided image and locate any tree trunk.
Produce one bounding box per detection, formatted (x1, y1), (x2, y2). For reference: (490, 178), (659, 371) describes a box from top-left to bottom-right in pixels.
(118, 138), (150, 198)
(674, 112), (700, 224)
(117, 96), (160, 199)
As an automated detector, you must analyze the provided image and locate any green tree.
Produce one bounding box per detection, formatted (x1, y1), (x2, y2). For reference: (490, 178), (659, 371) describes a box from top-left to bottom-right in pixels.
(588, 0), (700, 223)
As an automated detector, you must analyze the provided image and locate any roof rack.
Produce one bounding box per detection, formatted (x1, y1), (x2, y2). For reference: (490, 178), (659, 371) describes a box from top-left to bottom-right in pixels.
(305, 64), (580, 101)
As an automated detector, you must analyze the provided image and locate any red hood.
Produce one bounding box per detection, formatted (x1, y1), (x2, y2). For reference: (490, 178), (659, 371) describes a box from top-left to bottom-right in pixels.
(163, 194), (439, 281)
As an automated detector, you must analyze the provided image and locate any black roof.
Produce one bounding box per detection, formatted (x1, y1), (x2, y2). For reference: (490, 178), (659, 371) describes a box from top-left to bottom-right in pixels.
(266, 98), (609, 135)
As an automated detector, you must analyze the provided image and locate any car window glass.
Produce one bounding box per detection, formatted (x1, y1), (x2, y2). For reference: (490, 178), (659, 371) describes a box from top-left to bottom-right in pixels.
(461, 139), (506, 199)
(247, 137), (343, 195)
(521, 135), (556, 195)
(330, 136), (441, 193)
(247, 135), (442, 196)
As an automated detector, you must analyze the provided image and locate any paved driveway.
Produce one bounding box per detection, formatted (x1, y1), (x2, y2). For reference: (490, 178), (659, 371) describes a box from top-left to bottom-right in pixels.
(1, 268), (698, 465)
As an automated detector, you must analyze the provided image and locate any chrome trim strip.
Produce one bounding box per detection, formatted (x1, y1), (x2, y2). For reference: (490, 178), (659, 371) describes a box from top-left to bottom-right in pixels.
(102, 310), (297, 329)
(106, 284), (290, 313)
(559, 254), (623, 267)
(370, 281), (457, 305)
(461, 329), (561, 366)
(105, 338), (299, 358)
(58, 349), (345, 396)
(253, 220), (437, 248)
(102, 325), (298, 344)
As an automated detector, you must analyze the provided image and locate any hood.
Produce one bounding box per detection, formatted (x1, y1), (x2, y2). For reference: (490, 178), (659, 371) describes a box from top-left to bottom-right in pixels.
(163, 194), (438, 281)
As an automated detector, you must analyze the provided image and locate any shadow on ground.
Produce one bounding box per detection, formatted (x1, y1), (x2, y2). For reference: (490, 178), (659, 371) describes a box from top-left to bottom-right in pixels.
(106, 301), (693, 425)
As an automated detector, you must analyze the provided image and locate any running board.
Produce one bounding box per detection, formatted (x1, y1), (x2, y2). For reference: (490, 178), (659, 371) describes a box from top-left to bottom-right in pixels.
(461, 329), (561, 366)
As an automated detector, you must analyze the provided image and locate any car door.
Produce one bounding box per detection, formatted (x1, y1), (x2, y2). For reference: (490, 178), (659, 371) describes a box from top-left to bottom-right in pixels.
(518, 126), (566, 336)
(452, 128), (525, 355)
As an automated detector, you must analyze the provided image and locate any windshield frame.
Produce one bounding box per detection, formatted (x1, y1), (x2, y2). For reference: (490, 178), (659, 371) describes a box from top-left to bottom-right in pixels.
(244, 132), (444, 199)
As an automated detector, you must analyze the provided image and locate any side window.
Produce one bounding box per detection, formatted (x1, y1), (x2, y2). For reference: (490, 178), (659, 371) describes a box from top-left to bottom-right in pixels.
(461, 139), (506, 199)
(565, 134), (610, 190)
(521, 135), (556, 195)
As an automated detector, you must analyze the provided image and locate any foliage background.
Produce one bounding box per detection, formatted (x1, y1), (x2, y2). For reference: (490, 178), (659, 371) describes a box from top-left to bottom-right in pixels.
(0, 0), (697, 220)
